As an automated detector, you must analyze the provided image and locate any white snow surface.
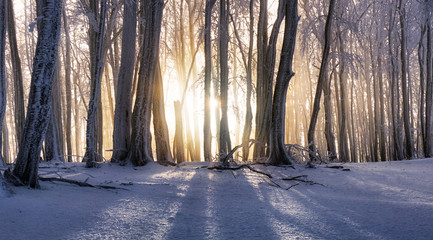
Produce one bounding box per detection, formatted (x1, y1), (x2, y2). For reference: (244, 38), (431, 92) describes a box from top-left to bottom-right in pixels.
(1, 159), (433, 240)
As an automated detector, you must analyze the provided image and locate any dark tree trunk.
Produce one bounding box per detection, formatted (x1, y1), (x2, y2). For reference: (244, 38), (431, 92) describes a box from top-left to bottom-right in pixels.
(268, 0), (298, 166)
(204, 0), (216, 161)
(398, 0), (414, 159)
(152, 61), (174, 165)
(111, 0), (137, 163)
(5, 0), (62, 188)
(129, 0), (164, 166)
(84, 0), (107, 167)
(253, 0), (268, 160)
(6, 0), (25, 149)
(218, 0), (231, 159)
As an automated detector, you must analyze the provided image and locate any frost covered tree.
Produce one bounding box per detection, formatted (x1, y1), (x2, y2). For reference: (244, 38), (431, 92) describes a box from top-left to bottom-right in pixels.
(4, 0), (62, 188)
(268, 0), (298, 166)
(307, 0), (335, 161)
(0, 0), (5, 164)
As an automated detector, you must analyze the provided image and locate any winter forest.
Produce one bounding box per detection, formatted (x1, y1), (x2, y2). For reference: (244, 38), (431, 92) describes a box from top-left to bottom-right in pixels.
(1, 0), (433, 238)
(1, 0), (433, 180)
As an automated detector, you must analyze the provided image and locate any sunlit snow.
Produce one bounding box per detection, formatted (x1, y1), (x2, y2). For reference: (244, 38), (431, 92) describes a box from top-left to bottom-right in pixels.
(1, 159), (433, 239)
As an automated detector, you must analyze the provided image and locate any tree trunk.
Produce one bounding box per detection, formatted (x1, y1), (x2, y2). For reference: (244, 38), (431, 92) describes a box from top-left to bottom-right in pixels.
(268, 0), (298, 166)
(111, 0), (137, 163)
(307, 0), (335, 161)
(44, 61), (64, 162)
(398, 0), (414, 159)
(218, 0), (231, 159)
(0, 0), (5, 164)
(5, 0), (62, 188)
(253, 0), (268, 160)
(203, 0), (216, 161)
(62, 1), (73, 162)
(241, 0), (254, 161)
(129, 0), (164, 166)
(84, 0), (108, 167)
(6, 0), (25, 149)
(173, 101), (185, 163)
(337, 29), (349, 162)
(152, 61), (174, 165)
(425, 13), (432, 157)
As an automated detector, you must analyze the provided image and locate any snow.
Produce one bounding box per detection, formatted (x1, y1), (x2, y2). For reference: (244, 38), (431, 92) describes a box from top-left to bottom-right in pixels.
(1, 159), (433, 239)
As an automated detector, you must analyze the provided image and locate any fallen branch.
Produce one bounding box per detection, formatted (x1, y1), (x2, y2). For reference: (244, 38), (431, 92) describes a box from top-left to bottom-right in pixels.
(281, 175), (325, 186)
(39, 177), (129, 190)
(208, 164), (273, 179)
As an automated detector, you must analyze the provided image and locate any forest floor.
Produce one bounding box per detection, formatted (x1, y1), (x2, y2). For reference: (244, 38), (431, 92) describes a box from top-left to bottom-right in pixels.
(1, 159), (433, 240)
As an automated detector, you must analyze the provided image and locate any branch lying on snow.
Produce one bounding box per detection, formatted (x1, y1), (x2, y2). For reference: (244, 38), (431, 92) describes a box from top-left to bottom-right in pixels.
(208, 164), (273, 179)
(281, 175), (325, 187)
(39, 177), (129, 190)
(208, 163), (325, 190)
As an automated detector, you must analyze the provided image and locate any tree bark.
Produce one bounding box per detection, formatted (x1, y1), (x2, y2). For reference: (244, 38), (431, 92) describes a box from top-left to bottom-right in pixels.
(0, 0), (5, 164)
(241, 0), (254, 161)
(6, 0), (25, 149)
(203, 0), (216, 162)
(62, 1), (73, 162)
(253, 0), (268, 160)
(111, 0), (137, 163)
(218, 0), (231, 159)
(152, 61), (174, 165)
(398, 0), (414, 159)
(84, 0), (108, 167)
(268, 0), (298, 166)
(129, 0), (164, 166)
(5, 0), (62, 188)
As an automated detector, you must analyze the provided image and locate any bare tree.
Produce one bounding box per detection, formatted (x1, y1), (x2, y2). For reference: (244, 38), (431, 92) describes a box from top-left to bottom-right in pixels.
(398, 0), (414, 159)
(219, 0), (231, 159)
(129, 0), (164, 166)
(84, 0), (107, 167)
(307, 0), (335, 161)
(268, 0), (299, 166)
(203, 0), (216, 162)
(4, 0), (62, 188)
(111, 0), (137, 163)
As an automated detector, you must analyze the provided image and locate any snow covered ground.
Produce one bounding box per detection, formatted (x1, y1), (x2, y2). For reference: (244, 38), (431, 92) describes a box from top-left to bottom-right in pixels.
(1, 159), (433, 240)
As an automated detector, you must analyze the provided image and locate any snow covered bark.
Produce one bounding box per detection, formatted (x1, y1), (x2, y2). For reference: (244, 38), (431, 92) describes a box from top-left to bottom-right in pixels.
(111, 0), (137, 163)
(0, 0), (6, 164)
(129, 0), (164, 166)
(268, 0), (298, 166)
(5, 0), (62, 188)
